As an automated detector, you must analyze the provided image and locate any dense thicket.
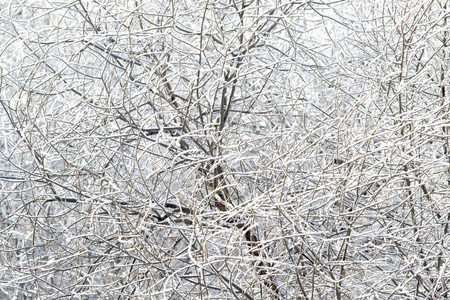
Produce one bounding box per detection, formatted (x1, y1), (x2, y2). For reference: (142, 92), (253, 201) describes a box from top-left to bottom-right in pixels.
(1, 0), (450, 299)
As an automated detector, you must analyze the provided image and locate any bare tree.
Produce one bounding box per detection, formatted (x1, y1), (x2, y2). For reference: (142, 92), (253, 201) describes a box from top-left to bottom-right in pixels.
(1, 0), (450, 299)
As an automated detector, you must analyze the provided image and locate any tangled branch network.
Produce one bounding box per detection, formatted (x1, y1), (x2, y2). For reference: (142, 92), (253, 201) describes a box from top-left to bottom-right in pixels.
(1, 0), (450, 299)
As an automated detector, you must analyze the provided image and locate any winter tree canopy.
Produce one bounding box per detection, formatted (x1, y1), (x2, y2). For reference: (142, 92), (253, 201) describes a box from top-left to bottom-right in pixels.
(1, 0), (450, 299)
